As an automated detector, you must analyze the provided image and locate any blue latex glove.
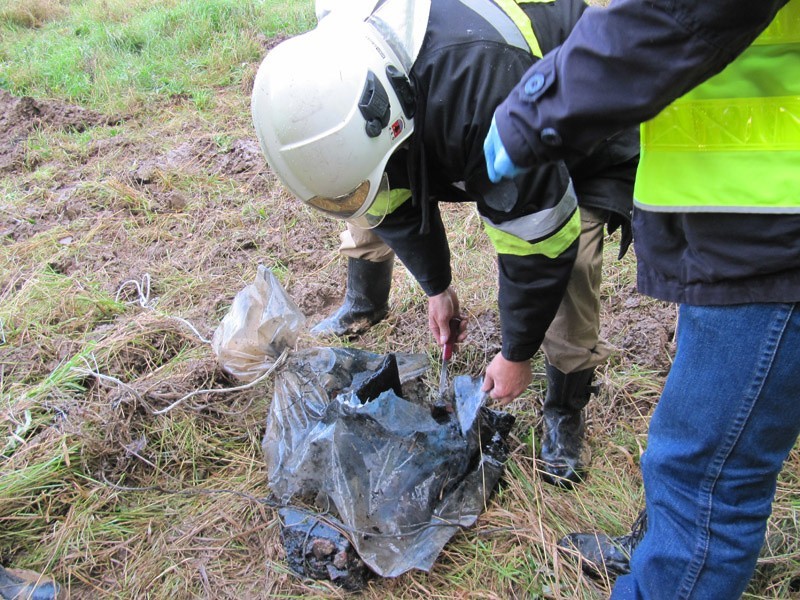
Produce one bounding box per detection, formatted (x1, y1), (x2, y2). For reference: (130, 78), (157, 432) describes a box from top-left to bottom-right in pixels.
(484, 116), (527, 183)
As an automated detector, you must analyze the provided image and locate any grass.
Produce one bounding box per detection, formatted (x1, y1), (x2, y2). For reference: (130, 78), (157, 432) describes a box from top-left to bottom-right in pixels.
(0, 0), (314, 111)
(1, 0), (798, 598)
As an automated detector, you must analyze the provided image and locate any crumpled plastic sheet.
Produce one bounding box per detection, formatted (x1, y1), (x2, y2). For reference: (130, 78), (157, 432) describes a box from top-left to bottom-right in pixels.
(211, 265), (305, 382)
(264, 348), (515, 579)
(213, 266), (514, 583)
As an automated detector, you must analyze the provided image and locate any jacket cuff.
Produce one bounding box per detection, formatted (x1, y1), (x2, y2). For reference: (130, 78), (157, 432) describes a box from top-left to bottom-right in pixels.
(501, 341), (539, 363)
(420, 275), (451, 298)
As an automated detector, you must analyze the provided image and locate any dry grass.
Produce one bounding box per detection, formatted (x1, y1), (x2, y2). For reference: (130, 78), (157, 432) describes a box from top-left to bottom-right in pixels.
(0, 0), (67, 28)
(1, 1), (798, 598)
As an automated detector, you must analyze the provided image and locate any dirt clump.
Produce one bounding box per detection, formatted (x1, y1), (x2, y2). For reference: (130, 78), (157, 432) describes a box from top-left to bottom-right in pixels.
(0, 89), (123, 174)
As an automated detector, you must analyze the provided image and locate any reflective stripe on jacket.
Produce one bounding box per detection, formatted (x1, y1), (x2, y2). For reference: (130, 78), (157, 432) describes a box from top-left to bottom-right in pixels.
(635, 0), (800, 213)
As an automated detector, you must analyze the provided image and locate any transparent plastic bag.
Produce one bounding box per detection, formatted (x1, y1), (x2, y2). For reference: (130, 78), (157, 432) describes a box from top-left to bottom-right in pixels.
(264, 349), (515, 579)
(214, 267), (515, 583)
(211, 265), (305, 382)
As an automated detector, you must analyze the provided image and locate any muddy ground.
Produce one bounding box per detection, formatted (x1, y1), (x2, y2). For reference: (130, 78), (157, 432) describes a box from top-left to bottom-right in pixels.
(0, 87), (676, 373)
(1, 87), (678, 597)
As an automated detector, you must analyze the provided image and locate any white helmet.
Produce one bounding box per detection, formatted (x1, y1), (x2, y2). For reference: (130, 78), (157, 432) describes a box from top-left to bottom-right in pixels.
(251, 15), (416, 228)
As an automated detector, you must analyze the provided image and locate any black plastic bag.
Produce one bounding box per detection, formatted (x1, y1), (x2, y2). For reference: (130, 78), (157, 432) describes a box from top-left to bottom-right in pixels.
(264, 348), (514, 580)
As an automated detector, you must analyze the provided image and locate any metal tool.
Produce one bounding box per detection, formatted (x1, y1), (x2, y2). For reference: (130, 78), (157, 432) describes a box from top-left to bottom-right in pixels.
(433, 317), (461, 420)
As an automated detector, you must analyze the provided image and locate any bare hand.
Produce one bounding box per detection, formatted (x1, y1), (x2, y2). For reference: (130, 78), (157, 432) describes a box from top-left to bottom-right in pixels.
(428, 287), (467, 344)
(481, 353), (532, 405)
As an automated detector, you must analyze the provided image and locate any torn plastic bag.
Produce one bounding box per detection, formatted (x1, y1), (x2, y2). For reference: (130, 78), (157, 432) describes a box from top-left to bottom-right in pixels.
(211, 265), (305, 382)
(264, 349), (515, 580)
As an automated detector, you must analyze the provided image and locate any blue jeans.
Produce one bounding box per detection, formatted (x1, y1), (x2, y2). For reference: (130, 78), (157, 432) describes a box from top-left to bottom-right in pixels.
(613, 303), (800, 599)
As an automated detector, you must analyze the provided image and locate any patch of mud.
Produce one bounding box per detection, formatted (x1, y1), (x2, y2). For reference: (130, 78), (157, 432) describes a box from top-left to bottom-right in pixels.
(280, 508), (374, 592)
(129, 137), (266, 182)
(0, 89), (122, 174)
(602, 286), (676, 374)
(213, 138), (265, 178)
(295, 276), (344, 319)
(127, 136), (274, 209)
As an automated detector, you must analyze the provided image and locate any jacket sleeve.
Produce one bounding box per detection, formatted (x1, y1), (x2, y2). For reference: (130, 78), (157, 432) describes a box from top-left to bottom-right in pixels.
(495, 232), (579, 361)
(373, 195), (453, 297)
(494, 0), (791, 166)
(468, 164), (580, 362)
(371, 149), (453, 297)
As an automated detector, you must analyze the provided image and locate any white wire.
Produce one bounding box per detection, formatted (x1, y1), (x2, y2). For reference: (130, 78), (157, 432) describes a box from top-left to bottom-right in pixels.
(151, 349), (288, 415)
(115, 273), (154, 308)
(114, 273), (211, 344)
(72, 349), (289, 416)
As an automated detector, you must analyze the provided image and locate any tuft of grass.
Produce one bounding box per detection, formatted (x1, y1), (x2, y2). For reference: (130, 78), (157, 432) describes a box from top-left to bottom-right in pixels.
(0, 0), (67, 28)
(0, 267), (124, 347)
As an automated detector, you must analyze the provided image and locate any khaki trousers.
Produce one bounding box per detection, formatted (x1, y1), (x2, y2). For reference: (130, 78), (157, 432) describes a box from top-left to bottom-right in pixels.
(339, 222), (395, 263)
(541, 206), (611, 373)
(338, 206), (612, 373)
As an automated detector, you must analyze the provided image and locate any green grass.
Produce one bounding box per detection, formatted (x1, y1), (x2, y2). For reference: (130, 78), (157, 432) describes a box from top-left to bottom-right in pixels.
(0, 0), (314, 111)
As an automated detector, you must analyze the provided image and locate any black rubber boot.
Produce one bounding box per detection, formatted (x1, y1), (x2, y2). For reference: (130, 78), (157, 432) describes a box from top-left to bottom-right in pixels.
(539, 363), (597, 487)
(0, 565), (60, 600)
(311, 257), (393, 337)
(557, 509), (648, 579)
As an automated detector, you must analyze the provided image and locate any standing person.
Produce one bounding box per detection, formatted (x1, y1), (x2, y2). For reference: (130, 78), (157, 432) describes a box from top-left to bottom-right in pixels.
(484, 0), (800, 596)
(254, 0), (638, 487)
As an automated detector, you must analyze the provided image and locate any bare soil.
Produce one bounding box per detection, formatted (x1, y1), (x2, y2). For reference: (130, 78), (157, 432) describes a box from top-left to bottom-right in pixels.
(1, 87), (678, 597)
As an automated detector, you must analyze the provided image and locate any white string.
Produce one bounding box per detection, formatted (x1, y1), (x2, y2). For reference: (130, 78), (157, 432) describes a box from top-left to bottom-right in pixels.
(114, 273), (211, 344)
(151, 349), (289, 415)
(73, 354), (146, 404)
(170, 316), (211, 345)
(72, 349), (289, 416)
(115, 273), (155, 308)
(102, 273), (287, 413)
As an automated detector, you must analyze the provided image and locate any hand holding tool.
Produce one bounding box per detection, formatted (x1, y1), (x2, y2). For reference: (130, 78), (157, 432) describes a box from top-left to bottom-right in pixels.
(433, 317), (461, 418)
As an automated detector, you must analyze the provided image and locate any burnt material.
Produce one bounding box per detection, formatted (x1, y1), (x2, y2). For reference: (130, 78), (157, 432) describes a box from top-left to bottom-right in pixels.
(280, 508), (375, 591)
(353, 353), (402, 403)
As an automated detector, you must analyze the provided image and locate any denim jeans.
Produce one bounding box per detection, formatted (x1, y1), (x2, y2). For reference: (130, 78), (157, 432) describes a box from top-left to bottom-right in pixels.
(613, 303), (800, 599)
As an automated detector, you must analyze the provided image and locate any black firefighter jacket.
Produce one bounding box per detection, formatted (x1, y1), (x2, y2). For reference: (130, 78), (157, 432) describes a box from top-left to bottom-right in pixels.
(373, 0), (639, 362)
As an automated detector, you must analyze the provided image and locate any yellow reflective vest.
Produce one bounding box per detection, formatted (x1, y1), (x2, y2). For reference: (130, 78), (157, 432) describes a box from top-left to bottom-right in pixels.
(635, 0), (800, 213)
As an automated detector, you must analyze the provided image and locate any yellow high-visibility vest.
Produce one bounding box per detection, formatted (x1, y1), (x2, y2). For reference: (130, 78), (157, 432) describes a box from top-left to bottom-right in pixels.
(635, 0), (800, 213)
